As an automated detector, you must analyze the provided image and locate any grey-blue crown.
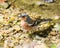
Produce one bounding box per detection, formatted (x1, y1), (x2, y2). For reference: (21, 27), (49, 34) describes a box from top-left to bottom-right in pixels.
(18, 13), (28, 17)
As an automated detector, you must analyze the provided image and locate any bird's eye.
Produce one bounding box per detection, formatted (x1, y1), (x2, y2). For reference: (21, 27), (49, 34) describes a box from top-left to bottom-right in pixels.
(21, 16), (26, 18)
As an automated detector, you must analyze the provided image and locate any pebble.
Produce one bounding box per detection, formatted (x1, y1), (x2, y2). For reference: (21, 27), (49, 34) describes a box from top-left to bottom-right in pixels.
(57, 43), (60, 48)
(50, 32), (57, 36)
(54, 23), (60, 31)
(0, 14), (4, 22)
(14, 45), (22, 48)
(35, 1), (44, 6)
(0, 2), (8, 8)
(43, 0), (55, 3)
(54, 15), (60, 20)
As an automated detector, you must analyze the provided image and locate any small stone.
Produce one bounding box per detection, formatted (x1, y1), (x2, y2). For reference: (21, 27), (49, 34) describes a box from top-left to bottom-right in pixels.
(0, 35), (3, 40)
(54, 15), (60, 20)
(54, 23), (60, 31)
(34, 44), (47, 48)
(13, 25), (20, 31)
(0, 14), (4, 22)
(34, 45), (40, 48)
(57, 43), (60, 48)
(35, 2), (44, 5)
(35, 35), (41, 40)
(0, 2), (8, 8)
(50, 32), (57, 36)
(43, 0), (55, 3)
(14, 45), (22, 48)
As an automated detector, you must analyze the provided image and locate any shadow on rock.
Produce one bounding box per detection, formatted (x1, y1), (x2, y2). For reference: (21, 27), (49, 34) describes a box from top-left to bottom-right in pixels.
(29, 21), (54, 38)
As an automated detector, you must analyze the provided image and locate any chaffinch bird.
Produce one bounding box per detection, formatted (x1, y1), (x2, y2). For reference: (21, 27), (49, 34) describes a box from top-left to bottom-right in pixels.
(18, 13), (39, 31)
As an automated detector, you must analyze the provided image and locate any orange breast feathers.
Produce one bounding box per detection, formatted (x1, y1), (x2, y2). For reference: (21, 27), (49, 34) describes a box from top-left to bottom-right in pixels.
(20, 21), (32, 30)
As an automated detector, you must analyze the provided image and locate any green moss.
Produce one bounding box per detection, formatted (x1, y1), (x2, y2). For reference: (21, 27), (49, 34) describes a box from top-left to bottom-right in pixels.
(51, 44), (57, 48)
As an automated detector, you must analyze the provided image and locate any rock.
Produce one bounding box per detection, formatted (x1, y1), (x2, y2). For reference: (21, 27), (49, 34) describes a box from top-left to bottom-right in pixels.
(34, 42), (47, 48)
(14, 45), (22, 48)
(13, 25), (20, 31)
(34, 45), (41, 48)
(57, 43), (60, 48)
(43, 0), (55, 3)
(35, 35), (41, 40)
(14, 33), (22, 38)
(23, 44), (32, 48)
(4, 37), (15, 48)
(54, 15), (60, 20)
(35, 1), (47, 6)
(35, 2), (44, 5)
(0, 14), (4, 22)
(0, 35), (3, 40)
(0, 2), (9, 9)
(50, 32), (57, 36)
(54, 23), (60, 32)
(23, 40), (36, 48)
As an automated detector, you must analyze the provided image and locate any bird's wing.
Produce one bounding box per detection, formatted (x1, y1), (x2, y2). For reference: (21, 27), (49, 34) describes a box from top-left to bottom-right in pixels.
(28, 23), (33, 26)
(26, 18), (34, 26)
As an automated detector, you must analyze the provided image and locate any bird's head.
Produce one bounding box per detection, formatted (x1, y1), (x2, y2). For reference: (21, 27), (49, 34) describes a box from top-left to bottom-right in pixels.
(18, 13), (28, 21)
